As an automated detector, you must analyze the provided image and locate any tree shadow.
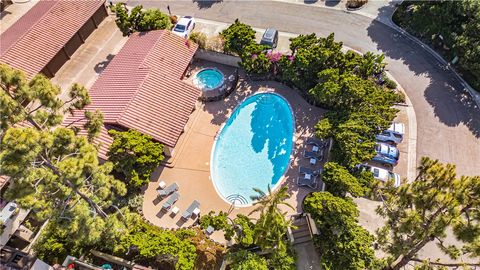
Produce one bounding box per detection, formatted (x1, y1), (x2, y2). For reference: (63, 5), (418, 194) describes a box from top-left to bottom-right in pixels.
(202, 73), (253, 126)
(366, 14), (480, 138)
(192, 0), (222, 9)
(325, 0), (341, 7)
(94, 54), (115, 74)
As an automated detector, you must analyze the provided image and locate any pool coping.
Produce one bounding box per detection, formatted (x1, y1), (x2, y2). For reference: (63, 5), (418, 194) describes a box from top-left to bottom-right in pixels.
(193, 67), (226, 91)
(209, 90), (297, 208)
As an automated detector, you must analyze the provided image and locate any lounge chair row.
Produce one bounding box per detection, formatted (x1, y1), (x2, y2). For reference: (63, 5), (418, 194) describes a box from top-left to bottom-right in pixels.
(297, 137), (329, 189)
(297, 166), (322, 189)
(157, 181), (201, 220)
(306, 137), (329, 149)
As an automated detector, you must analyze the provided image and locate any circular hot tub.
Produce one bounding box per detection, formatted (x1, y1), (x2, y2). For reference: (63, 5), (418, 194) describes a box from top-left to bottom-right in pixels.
(194, 68), (231, 101)
(194, 68), (225, 90)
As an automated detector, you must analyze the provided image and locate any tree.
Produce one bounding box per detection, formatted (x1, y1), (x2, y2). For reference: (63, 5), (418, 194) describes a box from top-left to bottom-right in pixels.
(118, 217), (197, 270)
(393, 0), (480, 90)
(34, 202), (124, 264)
(107, 129), (164, 189)
(111, 4), (171, 36)
(279, 33), (345, 91)
(322, 162), (366, 197)
(250, 185), (294, 253)
(0, 64), (124, 221)
(229, 250), (269, 270)
(376, 157), (480, 270)
(304, 192), (379, 270)
(83, 110), (103, 142)
(220, 19), (256, 55)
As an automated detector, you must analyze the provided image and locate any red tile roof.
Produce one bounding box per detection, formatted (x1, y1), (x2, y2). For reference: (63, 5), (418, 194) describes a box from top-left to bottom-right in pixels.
(0, 0), (105, 77)
(0, 175), (9, 190)
(64, 30), (199, 159)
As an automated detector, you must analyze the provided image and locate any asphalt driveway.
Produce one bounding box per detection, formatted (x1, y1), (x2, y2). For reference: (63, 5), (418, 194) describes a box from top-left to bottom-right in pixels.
(130, 0), (480, 176)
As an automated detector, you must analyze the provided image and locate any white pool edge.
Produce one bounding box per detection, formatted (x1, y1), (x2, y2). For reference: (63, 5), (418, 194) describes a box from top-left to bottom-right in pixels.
(193, 67), (226, 91)
(209, 90), (296, 208)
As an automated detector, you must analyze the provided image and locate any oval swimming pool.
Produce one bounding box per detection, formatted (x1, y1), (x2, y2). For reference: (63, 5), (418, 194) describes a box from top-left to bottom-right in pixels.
(193, 68), (225, 90)
(210, 93), (295, 206)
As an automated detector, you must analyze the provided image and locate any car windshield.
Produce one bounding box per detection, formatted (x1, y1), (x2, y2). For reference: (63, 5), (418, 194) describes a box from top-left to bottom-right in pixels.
(174, 24), (186, 32)
(372, 168), (380, 177)
(394, 133), (402, 138)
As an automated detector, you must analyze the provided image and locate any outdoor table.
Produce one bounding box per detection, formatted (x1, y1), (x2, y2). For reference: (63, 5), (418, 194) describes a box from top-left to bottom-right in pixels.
(193, 207), (200, 216)
(171, 206), (179, 215)
(158, 181), (167, 189)
(309, 158), (316, 165)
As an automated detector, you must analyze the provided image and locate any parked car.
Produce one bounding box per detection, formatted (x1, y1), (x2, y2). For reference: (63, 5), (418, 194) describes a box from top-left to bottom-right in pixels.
(260, 28), (279, 49)
(172, 16), (196, 38)
(376, 122), (405, 144)
(356, 164), (401, 187)
(372, 143), (400, 167)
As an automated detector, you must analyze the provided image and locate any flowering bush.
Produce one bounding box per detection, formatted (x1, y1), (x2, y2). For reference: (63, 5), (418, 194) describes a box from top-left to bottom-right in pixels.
(240, 44), (272, 76)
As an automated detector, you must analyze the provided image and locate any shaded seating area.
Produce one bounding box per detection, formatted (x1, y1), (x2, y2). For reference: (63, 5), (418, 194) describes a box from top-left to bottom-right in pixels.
(297, 174), (317, 189)
(297, 137), (330, 190)
(181, 200), (200, 220)
(299, 166), (322, 176)
(306, 137), (329, 149)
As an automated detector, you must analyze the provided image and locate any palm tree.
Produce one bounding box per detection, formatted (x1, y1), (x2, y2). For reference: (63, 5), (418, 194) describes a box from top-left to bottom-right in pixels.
(249, 185), (295, 252)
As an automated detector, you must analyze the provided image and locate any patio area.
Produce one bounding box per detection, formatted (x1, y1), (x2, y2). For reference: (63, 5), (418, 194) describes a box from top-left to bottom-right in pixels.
(142, 74), (326, 241)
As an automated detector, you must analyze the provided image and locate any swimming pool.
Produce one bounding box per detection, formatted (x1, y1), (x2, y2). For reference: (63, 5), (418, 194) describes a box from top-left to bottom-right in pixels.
(193, 68), (225, 91)
(210, 93), (295, 206)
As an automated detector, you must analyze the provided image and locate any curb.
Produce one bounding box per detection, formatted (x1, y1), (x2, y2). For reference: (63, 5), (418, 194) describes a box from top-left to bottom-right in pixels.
(270, 0), (480, 109)
(374, 2), (480, 110)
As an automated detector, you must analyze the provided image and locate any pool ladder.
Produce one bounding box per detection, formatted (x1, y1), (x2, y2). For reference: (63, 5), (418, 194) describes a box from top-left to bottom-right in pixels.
(226, 193), (249, 205)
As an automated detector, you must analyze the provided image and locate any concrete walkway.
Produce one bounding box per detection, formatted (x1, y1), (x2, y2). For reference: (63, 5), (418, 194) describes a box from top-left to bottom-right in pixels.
(294, 242), (323, 270)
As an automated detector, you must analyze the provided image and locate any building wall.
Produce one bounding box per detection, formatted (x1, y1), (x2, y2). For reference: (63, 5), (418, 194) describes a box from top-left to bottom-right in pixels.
(42, 4), (108, 78)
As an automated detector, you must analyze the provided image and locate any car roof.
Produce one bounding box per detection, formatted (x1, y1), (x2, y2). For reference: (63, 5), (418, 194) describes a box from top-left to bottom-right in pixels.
(378, 143), (399, 157)
(177, 17), (192, 25)
(388, 122), (405, 134)
(263, 28), (277, 39)
(370, 166), (389, 180)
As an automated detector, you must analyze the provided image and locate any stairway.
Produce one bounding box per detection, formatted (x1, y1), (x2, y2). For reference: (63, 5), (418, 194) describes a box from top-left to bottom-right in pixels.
(291, 216), (314, 245)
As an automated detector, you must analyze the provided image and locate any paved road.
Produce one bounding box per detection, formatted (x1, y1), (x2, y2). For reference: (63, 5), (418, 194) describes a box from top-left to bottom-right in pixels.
(131, 0), (480, 176)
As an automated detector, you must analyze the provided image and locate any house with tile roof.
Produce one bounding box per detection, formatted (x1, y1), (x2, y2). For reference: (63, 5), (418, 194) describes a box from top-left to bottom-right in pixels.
(64, 30), (200, 159)
(0, 0), (107, 78)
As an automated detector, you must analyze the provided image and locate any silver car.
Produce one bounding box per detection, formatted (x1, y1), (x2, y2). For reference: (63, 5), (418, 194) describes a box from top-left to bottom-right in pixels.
(376, 122), (404, 144)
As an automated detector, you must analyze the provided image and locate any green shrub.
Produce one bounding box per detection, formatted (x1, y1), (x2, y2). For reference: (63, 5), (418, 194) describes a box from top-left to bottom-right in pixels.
(240, 43), (272, 76)
(384, 78), (397, 89)
(127, 194), (144, 211)
(346, 0), (368, 9)
(220, 19), (256, 55)
(395, 90), (406, 103)
(199, 211), (230, 230)
(189, 32), (207, 49)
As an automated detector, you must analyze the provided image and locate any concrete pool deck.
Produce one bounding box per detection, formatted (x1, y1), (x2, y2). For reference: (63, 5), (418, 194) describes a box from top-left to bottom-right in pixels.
(142, 76), (326, 238)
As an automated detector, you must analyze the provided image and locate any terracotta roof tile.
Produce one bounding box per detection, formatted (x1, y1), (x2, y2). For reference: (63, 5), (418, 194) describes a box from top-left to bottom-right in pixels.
(64, 30), (199, 159)
(0, 0), (105, 77)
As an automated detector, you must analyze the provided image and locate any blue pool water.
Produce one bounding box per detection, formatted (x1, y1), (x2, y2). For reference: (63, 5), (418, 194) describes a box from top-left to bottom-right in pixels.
(210, 93), (295, 206)
(194, 68), (224, 90)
